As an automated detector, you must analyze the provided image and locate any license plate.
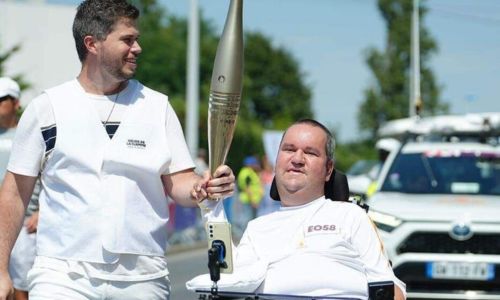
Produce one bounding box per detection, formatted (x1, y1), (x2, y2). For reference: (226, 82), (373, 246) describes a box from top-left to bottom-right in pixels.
(427, 261), (494, 280)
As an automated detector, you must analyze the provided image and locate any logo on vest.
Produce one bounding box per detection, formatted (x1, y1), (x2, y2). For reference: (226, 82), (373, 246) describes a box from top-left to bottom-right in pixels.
(126, 139), (146, 149)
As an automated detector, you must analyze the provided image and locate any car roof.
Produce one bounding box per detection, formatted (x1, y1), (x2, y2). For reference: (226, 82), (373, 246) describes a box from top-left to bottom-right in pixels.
(400, 141), (499, 154)
(378, 113), (500, 138)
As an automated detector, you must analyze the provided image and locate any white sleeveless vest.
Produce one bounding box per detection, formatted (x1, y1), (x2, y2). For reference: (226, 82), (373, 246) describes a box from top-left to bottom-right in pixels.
(36, 80), (172, 263)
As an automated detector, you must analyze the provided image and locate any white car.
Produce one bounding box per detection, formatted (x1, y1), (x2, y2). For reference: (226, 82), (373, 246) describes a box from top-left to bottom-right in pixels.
(346, 159), (378, 198)
(348, 138), (401, 199)
(367, 139), (500, 300)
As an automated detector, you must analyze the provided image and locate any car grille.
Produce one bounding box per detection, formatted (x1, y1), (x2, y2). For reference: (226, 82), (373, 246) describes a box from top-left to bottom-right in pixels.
(397, 232), (500, 254)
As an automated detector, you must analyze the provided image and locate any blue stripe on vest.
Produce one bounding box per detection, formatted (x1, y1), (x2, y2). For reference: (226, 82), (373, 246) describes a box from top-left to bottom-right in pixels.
(41, 125), (57, 153)
(40, 122), (121, 152)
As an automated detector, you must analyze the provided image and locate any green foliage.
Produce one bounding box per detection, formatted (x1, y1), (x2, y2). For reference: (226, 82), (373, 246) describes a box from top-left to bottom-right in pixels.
(0, 43), (19, 75)
(358, 0), (448, 139)
(229, 118), (266, 172)
(243, 32), (313, 127)
(1, 41), (30, 117)
(335, 140), (377, 173)
(133, 0), (313, 168)
(0, 43), (30, 91)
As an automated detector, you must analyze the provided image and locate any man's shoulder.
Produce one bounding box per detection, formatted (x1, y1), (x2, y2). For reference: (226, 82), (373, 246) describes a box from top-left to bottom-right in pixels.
(246, 209), (281, 228)
(20, 92), (54, 130)
(44, 79), (77, 94)
(134, 80), (168, 101)
(324, 199), (368, 216)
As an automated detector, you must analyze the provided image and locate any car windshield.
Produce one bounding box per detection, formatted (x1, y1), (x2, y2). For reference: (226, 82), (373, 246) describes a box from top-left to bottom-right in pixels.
(380, 150), (500, 195)
(347, 160), (378, 176)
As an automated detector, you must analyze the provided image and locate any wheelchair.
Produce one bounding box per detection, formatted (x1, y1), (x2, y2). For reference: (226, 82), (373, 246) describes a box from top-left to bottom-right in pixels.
(196, 171), (395, 300)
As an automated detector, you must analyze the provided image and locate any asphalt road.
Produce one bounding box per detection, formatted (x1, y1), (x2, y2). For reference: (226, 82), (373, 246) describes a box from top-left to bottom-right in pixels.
(166, 247), (207, 300)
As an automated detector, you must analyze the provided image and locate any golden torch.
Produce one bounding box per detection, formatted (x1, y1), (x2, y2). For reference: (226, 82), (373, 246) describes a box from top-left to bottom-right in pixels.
(208, 0), (244, 178)
(205, 0), (244, 286)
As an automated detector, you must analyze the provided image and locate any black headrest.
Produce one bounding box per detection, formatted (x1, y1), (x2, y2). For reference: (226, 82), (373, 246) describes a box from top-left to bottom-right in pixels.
(270, 169), (349, 202)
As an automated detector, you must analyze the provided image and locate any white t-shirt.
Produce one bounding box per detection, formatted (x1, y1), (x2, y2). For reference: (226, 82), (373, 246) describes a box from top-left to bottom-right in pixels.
(235, 197), (405, 298)
(0, 127), (16, 181)
(8, 79), (194, 281)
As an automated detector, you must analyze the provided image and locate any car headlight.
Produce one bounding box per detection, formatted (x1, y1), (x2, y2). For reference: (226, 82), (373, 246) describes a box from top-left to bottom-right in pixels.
(368, 210), (403, 232)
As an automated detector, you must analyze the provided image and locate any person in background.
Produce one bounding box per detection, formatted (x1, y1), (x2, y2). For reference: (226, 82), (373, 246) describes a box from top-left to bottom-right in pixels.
(0, 77), (40, 300)
(0, 1), (234, 299)
(237, 156), (263, 221)
(256, 155), (279, 217)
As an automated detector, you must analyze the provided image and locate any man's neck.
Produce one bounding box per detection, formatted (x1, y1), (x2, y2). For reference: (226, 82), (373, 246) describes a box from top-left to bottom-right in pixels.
(0, 117), (18, 129)
(78, 66), (126, 95)
(280, 191), (325, 207)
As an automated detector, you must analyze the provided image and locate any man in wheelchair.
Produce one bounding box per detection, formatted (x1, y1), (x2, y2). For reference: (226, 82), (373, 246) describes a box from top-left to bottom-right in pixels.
(188, 119), (406, 300)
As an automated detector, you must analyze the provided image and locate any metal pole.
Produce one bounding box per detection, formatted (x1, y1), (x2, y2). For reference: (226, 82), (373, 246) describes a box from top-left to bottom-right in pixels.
(410, 0), (422, 117)
(186, 0), (200, 157)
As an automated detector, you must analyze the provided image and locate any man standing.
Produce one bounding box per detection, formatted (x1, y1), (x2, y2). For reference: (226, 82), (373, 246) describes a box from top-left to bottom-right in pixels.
(0, 77), (39, 300)
(0, 1), (234, 300)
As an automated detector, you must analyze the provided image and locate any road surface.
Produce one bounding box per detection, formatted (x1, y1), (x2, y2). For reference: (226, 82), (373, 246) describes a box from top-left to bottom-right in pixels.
(167, 247), (207, 300)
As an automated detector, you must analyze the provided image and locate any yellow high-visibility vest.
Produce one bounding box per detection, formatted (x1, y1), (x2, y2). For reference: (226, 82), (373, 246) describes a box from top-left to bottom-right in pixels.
(237, 166), (263, 205)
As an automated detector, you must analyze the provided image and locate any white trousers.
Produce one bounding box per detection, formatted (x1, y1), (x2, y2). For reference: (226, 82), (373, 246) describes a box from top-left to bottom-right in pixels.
(9, 224), (37, 291)
(28, 267), (171, 300)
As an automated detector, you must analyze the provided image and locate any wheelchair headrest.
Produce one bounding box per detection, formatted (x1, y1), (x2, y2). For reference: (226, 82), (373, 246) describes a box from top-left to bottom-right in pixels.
(270, 169), (350, 202)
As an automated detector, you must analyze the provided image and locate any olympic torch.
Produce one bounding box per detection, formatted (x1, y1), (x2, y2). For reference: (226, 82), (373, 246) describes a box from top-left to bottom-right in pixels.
(208, 0), (244, 178)
(205, 0), (243, 285)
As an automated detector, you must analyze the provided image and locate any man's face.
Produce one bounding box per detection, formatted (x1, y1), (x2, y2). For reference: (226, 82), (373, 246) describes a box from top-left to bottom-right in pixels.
(96, 18), (141, 81)
(0, 96), (19, 128)
(275, 123), (333, 205)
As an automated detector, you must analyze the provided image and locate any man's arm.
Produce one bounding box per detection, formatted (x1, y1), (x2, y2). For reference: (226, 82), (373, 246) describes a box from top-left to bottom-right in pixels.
(0, 172), (37, 300)
(352, 209), (406, 300)
(162, 169), (205, 207)
(394, 285), (405, 300)
(162, 165), (235, 207)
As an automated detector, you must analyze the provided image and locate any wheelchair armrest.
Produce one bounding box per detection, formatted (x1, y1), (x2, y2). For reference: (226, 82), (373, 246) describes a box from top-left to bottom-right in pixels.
(368, 281), (394, 300)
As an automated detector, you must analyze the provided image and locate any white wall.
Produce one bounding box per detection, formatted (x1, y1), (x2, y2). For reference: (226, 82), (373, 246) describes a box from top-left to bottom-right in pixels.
(0, 2), (80, 106)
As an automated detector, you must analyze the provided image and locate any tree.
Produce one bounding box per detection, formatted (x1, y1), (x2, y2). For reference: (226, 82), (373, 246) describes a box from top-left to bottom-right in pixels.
(243, 32), (313, 128)
(132, 0), (313, 170)
(358, 0), (448, 139)
(334, 140), (377, 173)
(0, 43), (30, 91)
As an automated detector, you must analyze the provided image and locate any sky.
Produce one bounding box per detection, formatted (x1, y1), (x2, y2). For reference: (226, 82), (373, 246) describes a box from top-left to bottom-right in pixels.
(48, 0), (500, 142)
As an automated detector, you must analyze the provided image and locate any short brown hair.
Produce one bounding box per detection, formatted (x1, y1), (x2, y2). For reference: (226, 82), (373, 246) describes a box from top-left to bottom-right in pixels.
(73, 0), (139, 62)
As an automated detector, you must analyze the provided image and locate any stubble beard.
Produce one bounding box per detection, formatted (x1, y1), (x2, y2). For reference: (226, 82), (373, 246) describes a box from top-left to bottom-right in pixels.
(101, 53), (136, 82)
(106, 63), (135, 82)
